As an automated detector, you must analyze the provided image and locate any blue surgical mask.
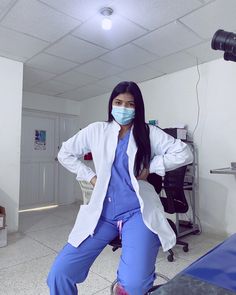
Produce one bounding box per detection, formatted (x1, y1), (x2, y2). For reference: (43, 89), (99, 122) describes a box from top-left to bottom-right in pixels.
(111, 106), (135, 125)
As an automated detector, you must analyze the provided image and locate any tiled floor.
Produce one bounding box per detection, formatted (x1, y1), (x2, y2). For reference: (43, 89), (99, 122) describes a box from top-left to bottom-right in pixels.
(0, 202), (224, 295)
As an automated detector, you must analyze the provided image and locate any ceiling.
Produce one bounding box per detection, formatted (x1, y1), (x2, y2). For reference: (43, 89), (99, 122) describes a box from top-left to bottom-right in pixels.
(0, 0), (235, 101)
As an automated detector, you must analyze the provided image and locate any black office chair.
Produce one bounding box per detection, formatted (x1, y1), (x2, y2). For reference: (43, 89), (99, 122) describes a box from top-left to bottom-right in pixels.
(148, 166), (189, 262)
(162, 165), (190, 261)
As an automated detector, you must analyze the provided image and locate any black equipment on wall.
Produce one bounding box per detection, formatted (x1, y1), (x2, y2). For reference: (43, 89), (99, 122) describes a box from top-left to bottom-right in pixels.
(211, 29), (236, 62)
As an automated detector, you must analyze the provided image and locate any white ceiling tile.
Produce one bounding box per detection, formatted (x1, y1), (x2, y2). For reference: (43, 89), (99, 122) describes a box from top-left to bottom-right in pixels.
(46, 35), (107, 63)
(31, 79), (77, 95)
(75, 59), (123, 79)
(134, 21), (203, 57)
(0, 0), (12, 11)
(26, 53), (78, 74)
(0, 26), (49, 60)
(55, 70), (98, 87)
(100, 44), (158, 69)
(39, 0), (114, 21)
(114, 0), (202, 30)
(197, 0), (213, 3)
(0, 0), (14, 17)
(25, 85), (60, 96)
(146, 52), (197, 74)
(2, 0), (81, 42)
(117, 64), (164, 83)
(23, 66), (56, 89)
(0, 50), (27, 62)
(1, 0), (233, 102)
(58, 84), (106, 101)
(185, 41), (223, 63)
(72, 14), (147, 50)
(75, 84), (108, 100)
(180, 0), (236, 40)
(95, 76), (125, 92)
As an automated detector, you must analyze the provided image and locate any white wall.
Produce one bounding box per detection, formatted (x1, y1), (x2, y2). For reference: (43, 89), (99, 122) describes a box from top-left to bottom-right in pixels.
(0, 56), (23, 233)
(22, 92), (82, 205)
(23, 91), (80, 116)
(79, 93), (108, 128)
(79, 58), (236, 237)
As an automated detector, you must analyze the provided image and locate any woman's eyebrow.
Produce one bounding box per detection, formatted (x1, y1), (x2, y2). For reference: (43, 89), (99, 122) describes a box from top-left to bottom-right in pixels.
(114, 99), (134, 102)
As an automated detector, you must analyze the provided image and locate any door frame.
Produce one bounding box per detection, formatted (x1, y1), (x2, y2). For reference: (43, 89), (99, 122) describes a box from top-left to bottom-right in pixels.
(19, 108), (78, 209)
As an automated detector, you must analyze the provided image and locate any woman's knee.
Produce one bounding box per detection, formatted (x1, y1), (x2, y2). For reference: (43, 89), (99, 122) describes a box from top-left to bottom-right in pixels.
(47, 259), (87, 286)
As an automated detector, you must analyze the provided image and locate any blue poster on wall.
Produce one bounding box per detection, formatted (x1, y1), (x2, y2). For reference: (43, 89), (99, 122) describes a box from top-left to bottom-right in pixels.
(34, 130), (46, 150)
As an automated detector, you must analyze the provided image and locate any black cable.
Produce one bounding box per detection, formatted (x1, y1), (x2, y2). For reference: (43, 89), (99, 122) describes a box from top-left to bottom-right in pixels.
(187, 190), (202, 234)
(192, 57), (201, 137)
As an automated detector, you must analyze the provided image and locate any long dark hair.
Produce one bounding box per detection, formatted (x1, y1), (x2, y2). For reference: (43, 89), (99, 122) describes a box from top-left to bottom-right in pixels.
(108, 81), (151, 176)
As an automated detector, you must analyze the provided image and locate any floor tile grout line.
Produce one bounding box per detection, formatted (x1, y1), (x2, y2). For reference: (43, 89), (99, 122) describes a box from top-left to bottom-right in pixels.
(19, 220), (73, 234)
(0, 253), (54, 272)
(50, 211), (78, 221)
(90, 269), (114, 284)
(23, 231), (61, 254)
(92, 286), (111, 295)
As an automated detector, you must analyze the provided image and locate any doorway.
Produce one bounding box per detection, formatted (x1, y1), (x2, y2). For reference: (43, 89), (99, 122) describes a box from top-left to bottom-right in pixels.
(20, 109), (80, 209)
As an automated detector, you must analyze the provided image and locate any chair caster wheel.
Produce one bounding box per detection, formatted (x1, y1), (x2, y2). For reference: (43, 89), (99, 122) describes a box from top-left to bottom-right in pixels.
(183, 245), (189, 252)
(193, 230), (200, 235)
(167, 254), (174, 262)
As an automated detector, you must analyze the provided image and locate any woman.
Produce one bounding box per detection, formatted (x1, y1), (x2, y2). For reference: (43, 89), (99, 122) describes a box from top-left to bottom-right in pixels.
(47, 81), (193, 295)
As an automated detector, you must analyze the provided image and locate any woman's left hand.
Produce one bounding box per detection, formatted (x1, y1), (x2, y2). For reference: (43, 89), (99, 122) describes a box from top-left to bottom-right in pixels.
(136, 168), (149, 181)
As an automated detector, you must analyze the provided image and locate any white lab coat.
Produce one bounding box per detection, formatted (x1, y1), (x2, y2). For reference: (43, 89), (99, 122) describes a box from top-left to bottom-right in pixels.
(58, 120), (193, 252)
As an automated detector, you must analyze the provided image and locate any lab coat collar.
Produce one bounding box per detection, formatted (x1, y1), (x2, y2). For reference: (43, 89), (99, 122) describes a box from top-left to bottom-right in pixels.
(110, 119), (121, 131)
(109, 119), (136, 155)
(108, 120), (121, 133)
(110, 119), (135, 133)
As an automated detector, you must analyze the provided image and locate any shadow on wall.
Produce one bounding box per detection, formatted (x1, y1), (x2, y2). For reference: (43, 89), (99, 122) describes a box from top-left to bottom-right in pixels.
(199, 177), (228, 235)
(0, 188), (18, 233)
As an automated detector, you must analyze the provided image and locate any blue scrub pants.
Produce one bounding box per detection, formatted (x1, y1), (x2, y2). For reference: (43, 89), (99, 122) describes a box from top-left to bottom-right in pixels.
(47, 210), (161, 295)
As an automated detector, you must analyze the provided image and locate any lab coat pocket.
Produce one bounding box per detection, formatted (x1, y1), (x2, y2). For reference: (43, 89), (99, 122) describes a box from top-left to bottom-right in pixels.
(138, 180), (165, 213)
(74, 204), (89, 228)
(138, 179), (157, 193)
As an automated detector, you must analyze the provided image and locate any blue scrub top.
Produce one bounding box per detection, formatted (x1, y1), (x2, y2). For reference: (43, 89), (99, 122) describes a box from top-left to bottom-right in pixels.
(101, 130), (140, 220)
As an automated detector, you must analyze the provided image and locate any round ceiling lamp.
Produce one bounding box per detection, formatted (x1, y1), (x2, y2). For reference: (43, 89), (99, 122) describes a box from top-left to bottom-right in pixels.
(100, 7), (113, 30)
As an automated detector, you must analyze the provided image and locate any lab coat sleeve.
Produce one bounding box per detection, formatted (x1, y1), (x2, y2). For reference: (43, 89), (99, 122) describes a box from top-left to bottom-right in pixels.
(57, 124), (96, 183)
(149, 126), (193, 176)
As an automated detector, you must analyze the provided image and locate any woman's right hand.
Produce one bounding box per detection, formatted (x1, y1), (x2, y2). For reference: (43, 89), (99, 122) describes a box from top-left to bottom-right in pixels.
(90, 176), (97, 187)
(136, 168), (149, 181)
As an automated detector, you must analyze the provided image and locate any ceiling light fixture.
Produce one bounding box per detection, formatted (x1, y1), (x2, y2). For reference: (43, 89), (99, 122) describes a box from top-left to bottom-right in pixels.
(100, 7), (113, 30)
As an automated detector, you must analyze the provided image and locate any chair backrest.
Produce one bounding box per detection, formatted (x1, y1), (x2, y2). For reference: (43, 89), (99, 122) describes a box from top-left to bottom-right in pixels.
(147, 173), (163, 194)
(161, 165), (188, 214)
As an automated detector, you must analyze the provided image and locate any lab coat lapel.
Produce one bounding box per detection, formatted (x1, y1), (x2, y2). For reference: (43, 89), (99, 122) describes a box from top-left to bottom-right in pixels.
(127, 127), (138, 193)
(127, 126), (137, 162)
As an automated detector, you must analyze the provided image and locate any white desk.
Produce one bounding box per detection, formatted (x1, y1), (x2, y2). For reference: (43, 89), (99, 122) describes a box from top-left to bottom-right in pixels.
(210, 167), (236, 175)
(153, 234), (236, 294)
